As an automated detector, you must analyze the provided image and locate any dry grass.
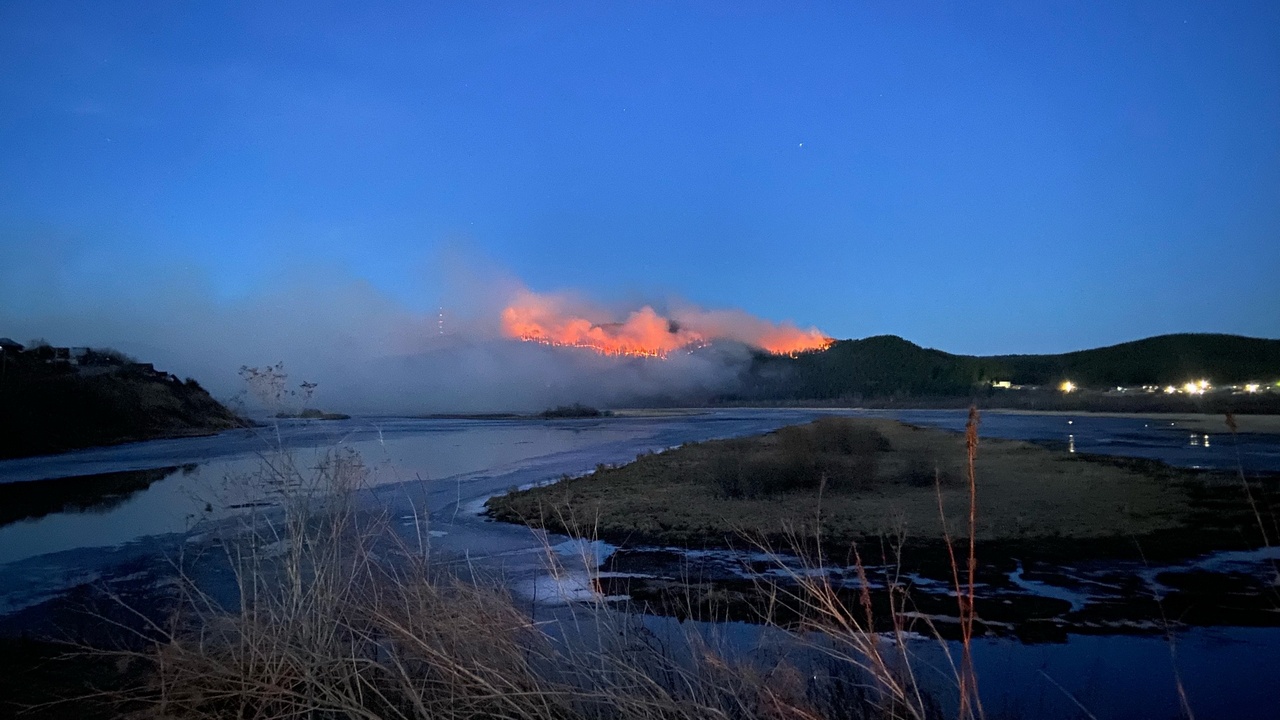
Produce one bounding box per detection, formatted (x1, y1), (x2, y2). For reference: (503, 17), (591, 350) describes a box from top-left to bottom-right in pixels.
(63, 442), (953, 720)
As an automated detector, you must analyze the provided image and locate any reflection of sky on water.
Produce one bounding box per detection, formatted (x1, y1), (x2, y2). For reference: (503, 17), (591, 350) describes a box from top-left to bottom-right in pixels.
(883, 409), (1280, 472)
(0, 421), (650, 566)
(0, 456), (251, 565)
(3, 410), (1279, 568)
(970, 626), (1280, 720)
(0, 417), (650, 485)
(556, 606), (1280, 720)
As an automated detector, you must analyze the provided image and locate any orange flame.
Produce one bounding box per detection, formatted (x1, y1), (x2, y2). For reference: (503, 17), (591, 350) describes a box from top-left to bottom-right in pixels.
(500, 289), (833, 358)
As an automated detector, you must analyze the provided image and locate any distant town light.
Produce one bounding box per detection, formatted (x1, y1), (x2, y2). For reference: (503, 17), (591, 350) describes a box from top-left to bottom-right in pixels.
(1060, 380), (1076, 393)
(1181, 380), (1210, 396)
(1245, 383), (1260, 393)
(1164, 385), (1177, 394)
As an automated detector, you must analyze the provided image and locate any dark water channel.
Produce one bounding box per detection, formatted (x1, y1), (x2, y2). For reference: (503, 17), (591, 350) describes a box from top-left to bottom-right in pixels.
(1, 408), (1278, 719)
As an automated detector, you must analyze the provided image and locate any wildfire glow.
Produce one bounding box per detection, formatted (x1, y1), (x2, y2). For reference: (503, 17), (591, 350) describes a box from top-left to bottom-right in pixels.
(500, 289), (834, 358)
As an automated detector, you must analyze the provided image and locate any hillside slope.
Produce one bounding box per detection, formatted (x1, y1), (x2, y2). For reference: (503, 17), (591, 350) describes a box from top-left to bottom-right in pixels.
(733, 333), (1280, 403)
(987, 333), (1280, 387)
(0, 344), (247, 459)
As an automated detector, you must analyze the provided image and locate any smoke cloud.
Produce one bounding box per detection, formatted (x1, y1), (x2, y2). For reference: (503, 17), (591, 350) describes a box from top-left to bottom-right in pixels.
(0, 245), (822, 414)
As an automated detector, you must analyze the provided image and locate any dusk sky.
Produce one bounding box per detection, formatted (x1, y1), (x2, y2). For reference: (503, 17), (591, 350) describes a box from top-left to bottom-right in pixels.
(2, 1), (1278, 358)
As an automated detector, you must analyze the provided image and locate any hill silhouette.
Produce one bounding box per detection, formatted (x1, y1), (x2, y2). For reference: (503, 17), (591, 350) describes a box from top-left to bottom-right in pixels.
(0, 342), (247, 459)
(732, 333), (1280, 405)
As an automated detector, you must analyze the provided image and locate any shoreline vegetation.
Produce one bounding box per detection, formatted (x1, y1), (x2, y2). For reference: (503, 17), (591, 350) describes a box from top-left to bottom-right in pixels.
(539, 403), (613, 418)
(274, 408), (352, 420)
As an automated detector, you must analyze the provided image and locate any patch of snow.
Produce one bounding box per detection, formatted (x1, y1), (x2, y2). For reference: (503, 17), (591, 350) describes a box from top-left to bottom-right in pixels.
(460, 496), (492, 517)
(1009, 560), (1090, 612)
(550, 538), (616, 568)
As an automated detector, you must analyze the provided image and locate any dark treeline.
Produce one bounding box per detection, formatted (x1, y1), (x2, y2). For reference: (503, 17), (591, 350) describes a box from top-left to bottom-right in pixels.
(725, 333), (1280, 406)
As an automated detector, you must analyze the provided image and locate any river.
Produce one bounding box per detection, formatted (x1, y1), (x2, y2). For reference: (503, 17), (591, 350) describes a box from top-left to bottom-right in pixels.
(1, 408), (1278, 719)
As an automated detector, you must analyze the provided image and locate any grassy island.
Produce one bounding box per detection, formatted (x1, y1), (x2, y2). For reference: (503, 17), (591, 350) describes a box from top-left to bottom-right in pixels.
(488, 417), (1274, 560)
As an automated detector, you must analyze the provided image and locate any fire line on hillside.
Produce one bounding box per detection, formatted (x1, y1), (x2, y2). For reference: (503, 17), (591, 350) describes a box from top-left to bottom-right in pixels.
(500, 289), (833, 359)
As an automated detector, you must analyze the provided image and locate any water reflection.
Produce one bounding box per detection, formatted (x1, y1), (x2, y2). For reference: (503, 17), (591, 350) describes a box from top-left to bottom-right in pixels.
(0, 419), (664, 566)
(0, 465), (195, 527)
(890, 410), (1280, 472)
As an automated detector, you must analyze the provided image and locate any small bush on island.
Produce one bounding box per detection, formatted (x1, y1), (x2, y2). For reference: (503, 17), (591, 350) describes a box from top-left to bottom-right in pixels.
(710, 419), (893, 498)
(274, 407), (352, 420)
(540, 403), (612, 418)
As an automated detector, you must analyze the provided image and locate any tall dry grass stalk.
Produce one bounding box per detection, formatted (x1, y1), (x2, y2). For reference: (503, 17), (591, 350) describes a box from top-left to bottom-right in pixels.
(921, 407), (983, 720)
(1225, 412), (1276, 555)
(957, 406), (981, 720)
(746, 531), (941, 720)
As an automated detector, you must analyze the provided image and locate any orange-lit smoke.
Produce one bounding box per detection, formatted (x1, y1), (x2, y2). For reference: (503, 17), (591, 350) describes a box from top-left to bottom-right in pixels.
(500, 289), (833, 357)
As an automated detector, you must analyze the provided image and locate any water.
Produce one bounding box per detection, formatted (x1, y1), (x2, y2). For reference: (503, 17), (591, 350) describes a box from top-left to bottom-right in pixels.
(0, 410), (833, 606)
(617, 610), (1280, 720)
(888, 409), (1280, 472)
(2, 408), (1279, 718)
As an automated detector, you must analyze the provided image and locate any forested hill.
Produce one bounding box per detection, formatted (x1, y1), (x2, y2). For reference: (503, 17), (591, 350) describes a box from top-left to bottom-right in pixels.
(732, 333), (1280, 402)
(0, 341), (247, 459)
(985, 334), (1280, 387)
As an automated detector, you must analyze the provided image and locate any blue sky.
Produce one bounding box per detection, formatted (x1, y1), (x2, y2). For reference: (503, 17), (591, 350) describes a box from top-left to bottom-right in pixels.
(2, 1), (1277, 355)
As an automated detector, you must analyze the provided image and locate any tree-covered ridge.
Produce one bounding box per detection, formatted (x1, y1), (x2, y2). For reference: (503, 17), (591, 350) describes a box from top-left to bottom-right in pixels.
(736, 333), (1280, 401)
(986, 333), (1280, 387)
